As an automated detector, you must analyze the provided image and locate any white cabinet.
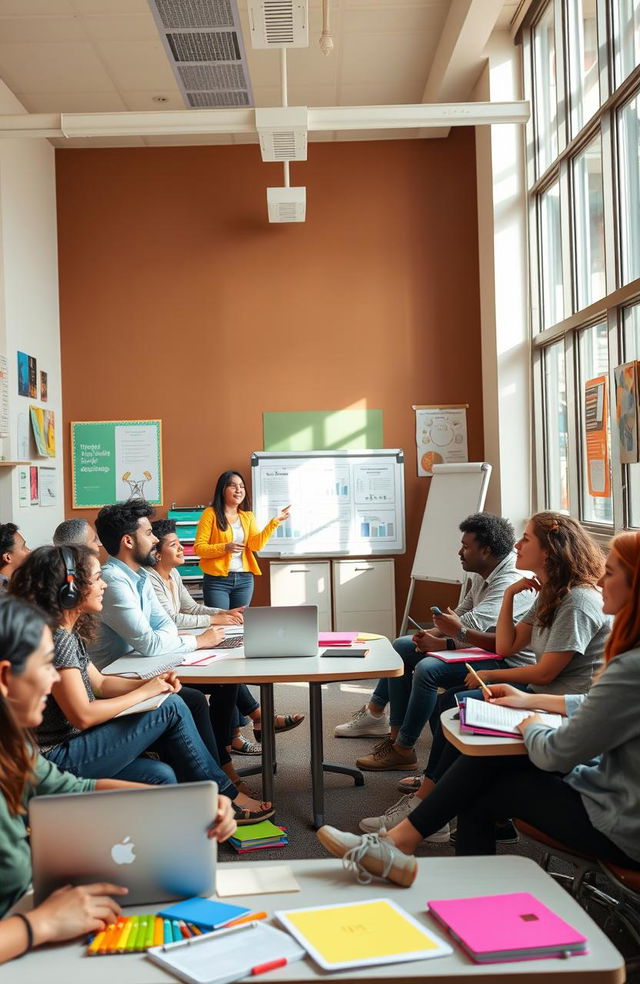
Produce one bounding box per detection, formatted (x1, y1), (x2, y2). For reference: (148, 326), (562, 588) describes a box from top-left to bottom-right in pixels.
(332, 559), (396, 640)
(269, 561), (332, 630)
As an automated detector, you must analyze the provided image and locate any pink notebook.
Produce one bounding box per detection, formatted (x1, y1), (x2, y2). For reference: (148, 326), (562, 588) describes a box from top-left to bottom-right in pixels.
(429, 647), (504, 664)
(318, 632), (358, 646)
(458, 704), (522, 740)
(427, 892), (587, 963)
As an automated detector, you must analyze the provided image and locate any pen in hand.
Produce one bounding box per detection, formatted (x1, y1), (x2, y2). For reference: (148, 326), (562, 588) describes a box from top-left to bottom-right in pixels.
(464, 662), (492, 697)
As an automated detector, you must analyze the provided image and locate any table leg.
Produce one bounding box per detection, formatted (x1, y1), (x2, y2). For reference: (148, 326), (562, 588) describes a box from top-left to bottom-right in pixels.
(259, 683), (276, 804)
(309, 683), (366, 829)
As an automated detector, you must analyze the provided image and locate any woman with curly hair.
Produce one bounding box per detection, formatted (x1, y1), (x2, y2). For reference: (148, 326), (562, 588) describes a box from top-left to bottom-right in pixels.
(317, 530), (640, 886)
(9, 546), (274, 823)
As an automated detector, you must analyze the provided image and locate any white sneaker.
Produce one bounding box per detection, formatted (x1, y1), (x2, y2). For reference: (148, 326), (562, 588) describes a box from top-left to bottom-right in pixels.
(359, 794), (421, 833)
(334, 704), (391, 738)
(317, 825), (417, 887)
(425, 822), (450, 844)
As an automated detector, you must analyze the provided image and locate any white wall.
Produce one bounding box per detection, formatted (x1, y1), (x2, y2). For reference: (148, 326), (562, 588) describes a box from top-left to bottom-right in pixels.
(474, 32), (532, 534)
(0, 80), (63, 545)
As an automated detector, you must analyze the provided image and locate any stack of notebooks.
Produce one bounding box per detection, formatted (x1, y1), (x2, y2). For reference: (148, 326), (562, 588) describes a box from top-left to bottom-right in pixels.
(228, 819), (288, 853)
(461, 697), (564, 738)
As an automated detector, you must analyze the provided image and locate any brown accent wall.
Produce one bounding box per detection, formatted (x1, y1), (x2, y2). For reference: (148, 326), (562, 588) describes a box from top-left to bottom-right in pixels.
(56, 132), (483, 620)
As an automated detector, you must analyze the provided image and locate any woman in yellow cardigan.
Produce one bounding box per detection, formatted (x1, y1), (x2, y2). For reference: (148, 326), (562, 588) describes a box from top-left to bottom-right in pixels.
(195, 470), (290, 610)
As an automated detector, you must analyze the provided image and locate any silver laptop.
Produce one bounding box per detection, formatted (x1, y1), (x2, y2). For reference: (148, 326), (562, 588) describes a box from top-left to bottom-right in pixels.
(30, 781), (217, 906)
(244, 605), (319, 658)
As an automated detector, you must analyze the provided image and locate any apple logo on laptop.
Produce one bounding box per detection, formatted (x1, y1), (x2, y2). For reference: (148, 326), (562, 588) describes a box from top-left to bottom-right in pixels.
(276, 627), (285, 640)
(111, 836), (136, 865)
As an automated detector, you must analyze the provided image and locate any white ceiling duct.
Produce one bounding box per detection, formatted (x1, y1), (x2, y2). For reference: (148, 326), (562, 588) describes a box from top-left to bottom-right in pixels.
(267, 186), (306, 222)
(255, 107), (308, 161)
(248, 0), (308, 49)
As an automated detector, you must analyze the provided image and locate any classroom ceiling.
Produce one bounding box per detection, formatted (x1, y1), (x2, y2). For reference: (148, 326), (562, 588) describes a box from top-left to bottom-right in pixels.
(0, 0), (523, 147)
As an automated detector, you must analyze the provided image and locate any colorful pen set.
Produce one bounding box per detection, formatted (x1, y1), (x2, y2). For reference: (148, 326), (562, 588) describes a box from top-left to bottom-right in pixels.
(87, 915), (203, 955)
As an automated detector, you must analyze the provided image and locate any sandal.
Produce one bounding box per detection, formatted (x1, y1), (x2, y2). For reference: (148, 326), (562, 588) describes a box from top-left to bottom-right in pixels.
(232, 801), (276, 826)
(254, 713), (305, 743)
(235, 779), (262, 799)
(231, 733), (262, 756)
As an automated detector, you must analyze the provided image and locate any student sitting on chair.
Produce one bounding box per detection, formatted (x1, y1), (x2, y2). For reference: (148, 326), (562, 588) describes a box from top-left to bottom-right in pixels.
(0, 523), (30, 592)
(335, 514), (534, 745)
(365, 512), (611, 841)
(317, 530), (640, 888)
(0, 595), (237, 963)
(53, 517), (102, 556)
(149, 518), (304, 756)
(10, 545), (273, 824)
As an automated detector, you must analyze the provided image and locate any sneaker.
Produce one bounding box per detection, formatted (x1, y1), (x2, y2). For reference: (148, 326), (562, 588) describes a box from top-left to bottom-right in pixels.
(396, 775), (422, 795)
(449, 819), (519, 846)
(356, 737), (417, 772)
(316, 825), (417, 887)
(360, 794), (422, 833)
(334, 704), (390, 738)
(424, 823), (451, 844)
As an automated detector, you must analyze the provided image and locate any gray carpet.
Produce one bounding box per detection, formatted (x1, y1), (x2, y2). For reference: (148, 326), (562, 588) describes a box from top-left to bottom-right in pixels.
(220, 679), (639, 977)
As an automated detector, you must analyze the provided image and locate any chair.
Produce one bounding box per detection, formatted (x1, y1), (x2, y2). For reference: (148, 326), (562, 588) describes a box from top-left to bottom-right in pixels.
(513, 820), (600, 897)
(595, 862), (640, 970)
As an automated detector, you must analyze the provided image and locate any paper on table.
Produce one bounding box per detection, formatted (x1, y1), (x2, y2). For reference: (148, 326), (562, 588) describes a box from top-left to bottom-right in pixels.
(182, 648), (245, 666)
(356, 632), (383, 641)
(115, 692), (170, 717)
(464, 698), (563, 736)
(216, 865), (300, 898)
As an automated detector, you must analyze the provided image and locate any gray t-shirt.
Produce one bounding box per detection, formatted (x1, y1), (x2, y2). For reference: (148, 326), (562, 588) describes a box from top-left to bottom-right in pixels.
(37, 628), (95, 751)
(522, 586), (611, 694)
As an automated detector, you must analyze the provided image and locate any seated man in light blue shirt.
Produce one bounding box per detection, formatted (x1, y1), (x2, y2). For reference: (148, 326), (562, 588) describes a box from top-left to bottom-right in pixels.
(87, 500), (273, 821)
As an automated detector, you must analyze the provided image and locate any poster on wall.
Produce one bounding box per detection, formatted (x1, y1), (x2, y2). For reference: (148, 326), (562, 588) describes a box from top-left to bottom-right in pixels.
(29, 465), (39, 505)
(39, 466), (57, 507)
(584, 375), (612, 498)
(40, 371), (48, 402)
(413, 405), (468, 476)
(614, 361), (639, 465)
(29, 407), (56, 457)
(18, 468), (29, 508)
(28, 356), (37, 399)
(17, 352), (30, 396)
(0, 354), (9, 436)
(71, 420), (163, 508)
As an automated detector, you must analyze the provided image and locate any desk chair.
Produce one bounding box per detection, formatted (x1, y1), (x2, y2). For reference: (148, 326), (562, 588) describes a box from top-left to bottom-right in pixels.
(513, 820), (601, 897)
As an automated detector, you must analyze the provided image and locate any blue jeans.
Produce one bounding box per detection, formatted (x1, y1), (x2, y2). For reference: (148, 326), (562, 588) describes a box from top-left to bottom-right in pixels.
(369, 678), (389, 710)
(203, 572), (254, 609)
(388, 635), (505, 749)
(232, 683), (260, 730)
(45, 693), (237, 798)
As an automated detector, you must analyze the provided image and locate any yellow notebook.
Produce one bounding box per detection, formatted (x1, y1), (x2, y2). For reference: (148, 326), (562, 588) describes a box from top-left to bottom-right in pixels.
(275, 898), (451, 970)
(356, 632), (383, 641)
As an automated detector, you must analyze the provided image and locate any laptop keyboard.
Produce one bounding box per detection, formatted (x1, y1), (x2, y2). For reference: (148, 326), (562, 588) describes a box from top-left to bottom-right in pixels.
(216, 634), (244, 650)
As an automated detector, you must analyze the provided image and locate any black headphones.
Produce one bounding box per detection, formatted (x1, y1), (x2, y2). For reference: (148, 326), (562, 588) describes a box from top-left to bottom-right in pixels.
(58, 546), (80, 611)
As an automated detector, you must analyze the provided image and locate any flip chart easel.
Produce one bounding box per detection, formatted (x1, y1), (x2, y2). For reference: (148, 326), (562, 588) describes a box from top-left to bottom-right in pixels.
(400, 462), (492, 634)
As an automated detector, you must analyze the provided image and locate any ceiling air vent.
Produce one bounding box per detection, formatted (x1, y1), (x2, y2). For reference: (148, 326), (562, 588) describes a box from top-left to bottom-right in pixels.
(255, 107), (307, 161)
(248, 0), (308, 49)
(266, 187), (306, 223)
(148, 0), (253, 108)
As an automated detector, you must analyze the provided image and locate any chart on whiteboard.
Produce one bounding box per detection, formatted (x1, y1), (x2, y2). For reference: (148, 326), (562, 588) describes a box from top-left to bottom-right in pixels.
(254, 455), (404, 555)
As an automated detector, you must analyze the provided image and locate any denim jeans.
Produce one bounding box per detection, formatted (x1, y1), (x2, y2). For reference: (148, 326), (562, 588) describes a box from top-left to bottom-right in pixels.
(203, 572), (254, 609)
(388, 635), (505, 749)
(232, 683), (260, 730)
(45, 693), (237, 798)
(369, 678), (389, 710)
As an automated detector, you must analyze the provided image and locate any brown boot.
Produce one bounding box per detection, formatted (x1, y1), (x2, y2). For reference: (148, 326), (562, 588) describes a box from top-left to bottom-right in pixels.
(356, 737), (417, 771)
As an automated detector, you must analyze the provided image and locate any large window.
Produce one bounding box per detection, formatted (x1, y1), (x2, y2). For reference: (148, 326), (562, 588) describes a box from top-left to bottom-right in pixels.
(527, 0), (640, 531)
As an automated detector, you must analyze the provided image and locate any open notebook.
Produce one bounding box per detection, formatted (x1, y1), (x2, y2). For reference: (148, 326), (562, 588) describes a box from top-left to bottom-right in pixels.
(462, 697), (564, 737)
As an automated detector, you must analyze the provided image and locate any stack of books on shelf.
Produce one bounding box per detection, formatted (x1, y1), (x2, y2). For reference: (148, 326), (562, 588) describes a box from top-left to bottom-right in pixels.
(228, 820), (288, 854)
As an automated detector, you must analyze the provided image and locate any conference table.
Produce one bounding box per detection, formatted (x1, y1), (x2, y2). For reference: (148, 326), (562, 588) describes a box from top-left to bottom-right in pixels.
(178, 637), (403, 828)
(7, 856), (624, 983)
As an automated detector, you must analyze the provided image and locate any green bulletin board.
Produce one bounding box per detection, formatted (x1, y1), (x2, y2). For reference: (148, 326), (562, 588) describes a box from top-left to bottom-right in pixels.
(263, 410), (383, 452)
(71, 420), (163, 508)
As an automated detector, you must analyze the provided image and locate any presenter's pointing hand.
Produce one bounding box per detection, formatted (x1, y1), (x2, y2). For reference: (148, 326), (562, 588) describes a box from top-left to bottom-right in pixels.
(276, 505), (291, 522)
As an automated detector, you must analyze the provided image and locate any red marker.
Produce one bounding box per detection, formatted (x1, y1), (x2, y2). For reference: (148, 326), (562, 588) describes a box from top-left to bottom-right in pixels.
(251, 958), (288, 975)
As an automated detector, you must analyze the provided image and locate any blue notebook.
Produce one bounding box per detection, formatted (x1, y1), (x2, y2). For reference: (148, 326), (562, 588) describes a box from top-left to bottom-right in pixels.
(158, 898), (250, 930)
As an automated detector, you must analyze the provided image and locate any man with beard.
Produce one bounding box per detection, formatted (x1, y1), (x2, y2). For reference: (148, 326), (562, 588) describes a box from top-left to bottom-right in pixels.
(88, 499), (223, 671)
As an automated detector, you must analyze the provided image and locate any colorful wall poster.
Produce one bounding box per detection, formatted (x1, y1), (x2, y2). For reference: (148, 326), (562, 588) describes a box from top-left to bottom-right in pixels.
(28, 356), (37, 398)
(40, 370), (48, 402)
(584, 375), (611, 498)
(29, 407), (55, 457)
(29, 465), (39, 505)
(17, 351), (29, 396)
(614, 361), (639, 464)
(71, 420), (163, 508)
(414, 406), (468, 476)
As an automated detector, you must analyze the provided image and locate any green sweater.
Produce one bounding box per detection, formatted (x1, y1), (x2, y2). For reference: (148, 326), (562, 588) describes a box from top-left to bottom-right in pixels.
(0, 753), (95, 917)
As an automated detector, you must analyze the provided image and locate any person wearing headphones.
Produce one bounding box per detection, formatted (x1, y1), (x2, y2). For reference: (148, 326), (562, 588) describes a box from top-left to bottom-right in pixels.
(9, 545), (274, 824)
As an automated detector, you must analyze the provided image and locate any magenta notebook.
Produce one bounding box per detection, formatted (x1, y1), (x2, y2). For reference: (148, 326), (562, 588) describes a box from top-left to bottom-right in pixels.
(318, 632), (358, 646)
(429, 647), (504, 664)
(458, 704), (522, 740)
(427, 892), (588, 963)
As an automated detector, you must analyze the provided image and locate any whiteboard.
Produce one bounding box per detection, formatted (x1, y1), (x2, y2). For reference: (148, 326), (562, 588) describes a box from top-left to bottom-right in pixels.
(251, 450), (405, 557)
(411, 462), (492, 583)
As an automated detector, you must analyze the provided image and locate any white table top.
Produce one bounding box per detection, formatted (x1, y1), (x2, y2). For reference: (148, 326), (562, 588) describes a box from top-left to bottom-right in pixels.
(177, 637), (403, 685)
(6, 856), (623, 983)
(440, 706), (527, 757)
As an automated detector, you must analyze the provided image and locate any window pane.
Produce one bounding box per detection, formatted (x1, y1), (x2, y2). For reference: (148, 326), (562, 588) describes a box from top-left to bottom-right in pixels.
(572, 134), (605, 309)
(579, 322), (613, 524)
(613, 0), (640, 86)
(533, 3), (559, 175)
(543, 341), (569, 511)
(623, 302), (640, 527)
(566, 0), (600, 137)
(618, 92), (640, 285)
(539, 180), (564, 329)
